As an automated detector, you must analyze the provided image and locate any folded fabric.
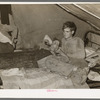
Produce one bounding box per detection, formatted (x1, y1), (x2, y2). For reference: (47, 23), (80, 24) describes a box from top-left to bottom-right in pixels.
(88, 70), (100, 81)
(45, 55), (74, 77)
(0, 68), (25, 77)
(0, 32), (12, 45)
(85, 47), (96, 57)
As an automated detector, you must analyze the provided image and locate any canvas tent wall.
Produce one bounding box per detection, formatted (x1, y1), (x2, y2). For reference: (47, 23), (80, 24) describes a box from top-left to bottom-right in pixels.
(1, 4), (100, 49)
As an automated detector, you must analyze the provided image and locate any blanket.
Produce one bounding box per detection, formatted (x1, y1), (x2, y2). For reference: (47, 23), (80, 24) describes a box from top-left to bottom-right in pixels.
(38, 55), (89, 88)
(0, 68), (74, 89)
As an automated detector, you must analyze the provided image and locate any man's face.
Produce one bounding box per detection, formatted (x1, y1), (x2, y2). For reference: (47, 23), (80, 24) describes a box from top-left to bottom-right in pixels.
(63, 27), (74, 39)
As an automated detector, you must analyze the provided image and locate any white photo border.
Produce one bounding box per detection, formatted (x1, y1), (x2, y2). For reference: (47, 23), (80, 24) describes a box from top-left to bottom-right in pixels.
(0, 1), (100, 99)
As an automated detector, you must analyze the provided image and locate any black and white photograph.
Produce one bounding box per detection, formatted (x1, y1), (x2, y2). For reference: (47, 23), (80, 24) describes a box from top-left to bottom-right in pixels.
(0, 2), (100, 98)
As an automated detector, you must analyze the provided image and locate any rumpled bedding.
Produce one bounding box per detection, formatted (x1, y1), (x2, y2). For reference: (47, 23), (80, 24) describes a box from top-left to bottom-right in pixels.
(0, 53), (90, 89)
(38, 55), (89, 88)
(0, 68), (74, 89)
(88, 70), (100, 81)
(38, 55), (74, 76)
(85, 47), (100, 82)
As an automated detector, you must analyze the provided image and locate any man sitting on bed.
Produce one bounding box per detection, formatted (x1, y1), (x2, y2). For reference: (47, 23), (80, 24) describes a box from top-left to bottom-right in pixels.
(0, 23), (17, 53)
(45, 21), (89, 88)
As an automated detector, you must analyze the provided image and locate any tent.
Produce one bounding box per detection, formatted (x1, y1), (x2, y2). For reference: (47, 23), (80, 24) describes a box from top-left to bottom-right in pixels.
(1, 4), (100, 49)
(0, 3), (100, 89)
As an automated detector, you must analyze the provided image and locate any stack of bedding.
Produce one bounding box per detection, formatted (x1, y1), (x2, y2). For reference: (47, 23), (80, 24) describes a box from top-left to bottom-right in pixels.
(85, 47), (100, 88)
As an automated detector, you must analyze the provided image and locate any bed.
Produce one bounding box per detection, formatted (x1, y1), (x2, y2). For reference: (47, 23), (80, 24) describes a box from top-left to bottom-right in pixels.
(84, 31), (100, 88)
(0, 48), (90, 89)
(0, 31), (100, 89)
(0, 49), (77, 89)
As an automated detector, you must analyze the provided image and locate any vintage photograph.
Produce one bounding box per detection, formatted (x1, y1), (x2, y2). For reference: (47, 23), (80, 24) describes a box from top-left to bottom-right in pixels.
(0, 3), (100, 89)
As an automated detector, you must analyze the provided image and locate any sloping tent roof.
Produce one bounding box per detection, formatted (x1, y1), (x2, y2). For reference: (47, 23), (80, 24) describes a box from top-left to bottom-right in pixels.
(59, 4), (100, 30)
(11, 4), (100, 49)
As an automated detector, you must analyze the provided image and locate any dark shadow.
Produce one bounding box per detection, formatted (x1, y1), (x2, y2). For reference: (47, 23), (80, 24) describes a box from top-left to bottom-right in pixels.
(0, 4), (12, 25)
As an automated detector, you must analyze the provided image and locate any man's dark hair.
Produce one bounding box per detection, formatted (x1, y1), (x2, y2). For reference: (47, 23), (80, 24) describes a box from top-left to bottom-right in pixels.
(62, 21), (77, 36)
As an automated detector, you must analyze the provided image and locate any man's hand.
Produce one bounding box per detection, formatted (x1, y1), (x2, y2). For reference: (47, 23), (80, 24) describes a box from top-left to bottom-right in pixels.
(50, 40), (60, 54)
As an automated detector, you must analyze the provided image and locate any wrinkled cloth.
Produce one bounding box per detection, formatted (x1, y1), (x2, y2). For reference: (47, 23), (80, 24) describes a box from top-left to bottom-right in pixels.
(88, 70), (100, 81)
(0, 23), (17, 47)
(0, 24), (17, 53)
(69, 66), (89, 88)
(0, 32), (12, 45)
(45, 55), (75, 77)
(44, 55), (89, 88)
(0, 68), (25, 77)
(85, 47), (96, 57)
(69, 58), (88, 69)
(0, 68), (74, 89)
